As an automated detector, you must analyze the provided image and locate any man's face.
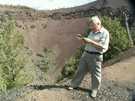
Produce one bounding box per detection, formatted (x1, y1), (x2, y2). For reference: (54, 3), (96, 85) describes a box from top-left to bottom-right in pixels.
(89, 22), (101, 32)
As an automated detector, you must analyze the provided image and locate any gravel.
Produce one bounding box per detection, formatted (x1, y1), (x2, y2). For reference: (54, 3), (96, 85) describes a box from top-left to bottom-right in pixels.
(70, 80), (135, 101)
(0, 80), (134, 101)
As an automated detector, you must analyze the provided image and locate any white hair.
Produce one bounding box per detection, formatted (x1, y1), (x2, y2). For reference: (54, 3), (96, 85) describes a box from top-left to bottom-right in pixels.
(89, 16), (101, 25)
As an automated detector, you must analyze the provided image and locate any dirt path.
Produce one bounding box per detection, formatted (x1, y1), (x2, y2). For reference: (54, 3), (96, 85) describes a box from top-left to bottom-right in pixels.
(103, 56), (135, 84)
(1, 56), (135, 101)
(16, 89), (74, 101)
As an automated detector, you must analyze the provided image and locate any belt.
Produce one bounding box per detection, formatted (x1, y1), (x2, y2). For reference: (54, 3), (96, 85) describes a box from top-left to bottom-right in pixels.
(85, 50), (102, 55)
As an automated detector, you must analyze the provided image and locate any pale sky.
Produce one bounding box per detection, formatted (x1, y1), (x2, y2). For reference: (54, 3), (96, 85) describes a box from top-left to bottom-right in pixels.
(0, 0), (96, 10)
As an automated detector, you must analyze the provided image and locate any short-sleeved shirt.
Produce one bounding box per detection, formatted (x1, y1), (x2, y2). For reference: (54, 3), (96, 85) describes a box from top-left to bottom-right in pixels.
(85, 27), (109, 54)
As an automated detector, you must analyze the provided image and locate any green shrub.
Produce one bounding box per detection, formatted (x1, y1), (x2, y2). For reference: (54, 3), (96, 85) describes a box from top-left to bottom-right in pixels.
(35, 48), (57, 81)
(130, 28), (135, 44)
(101, 16), (131, 60)
(61, 46), (84, 78)
(0, 16), (36, 92)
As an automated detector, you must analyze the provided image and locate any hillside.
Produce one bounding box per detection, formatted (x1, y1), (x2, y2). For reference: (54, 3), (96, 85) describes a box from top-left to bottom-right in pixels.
(0, 1), (133, 84)
(0, 0), (131, 72)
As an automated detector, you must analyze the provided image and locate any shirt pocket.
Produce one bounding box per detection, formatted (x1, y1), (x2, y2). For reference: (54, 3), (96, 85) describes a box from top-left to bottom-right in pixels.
(94, 35), (101, 42)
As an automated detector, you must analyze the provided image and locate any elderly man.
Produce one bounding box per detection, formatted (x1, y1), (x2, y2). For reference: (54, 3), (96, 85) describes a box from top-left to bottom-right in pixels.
(68, 16), (110, 98)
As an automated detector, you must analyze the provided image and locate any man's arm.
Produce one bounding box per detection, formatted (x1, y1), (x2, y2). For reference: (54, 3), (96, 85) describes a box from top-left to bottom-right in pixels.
(82, 38), (104, 50)
(76, 34), (104, 49)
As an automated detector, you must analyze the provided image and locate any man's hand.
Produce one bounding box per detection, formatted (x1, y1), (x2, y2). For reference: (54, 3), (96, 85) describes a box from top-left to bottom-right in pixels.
(77, 34), (82, 37)
(76, 34), (83, 40)
(76, 34), (86, 44)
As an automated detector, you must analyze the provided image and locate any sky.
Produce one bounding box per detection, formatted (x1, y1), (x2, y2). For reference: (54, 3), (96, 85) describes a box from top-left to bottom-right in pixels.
(0, 0), (96, 10)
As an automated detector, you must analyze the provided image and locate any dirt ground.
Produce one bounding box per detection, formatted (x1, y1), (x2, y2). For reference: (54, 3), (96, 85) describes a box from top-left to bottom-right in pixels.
(103, 56), (135, 83)
(1, 55), (134, 101)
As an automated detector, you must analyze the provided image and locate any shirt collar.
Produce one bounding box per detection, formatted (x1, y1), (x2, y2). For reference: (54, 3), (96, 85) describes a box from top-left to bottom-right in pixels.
(92, 27), (104, 34)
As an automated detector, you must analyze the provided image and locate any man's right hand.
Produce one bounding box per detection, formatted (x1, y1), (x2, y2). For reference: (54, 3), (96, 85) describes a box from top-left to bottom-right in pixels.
(76, 34), (86, 44)
(76, 34), (83, 40)
(77, 34), (82, 37)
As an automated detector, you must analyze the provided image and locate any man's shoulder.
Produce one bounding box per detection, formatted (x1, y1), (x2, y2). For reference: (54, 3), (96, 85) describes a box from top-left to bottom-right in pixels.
(101, 27), (109, 35)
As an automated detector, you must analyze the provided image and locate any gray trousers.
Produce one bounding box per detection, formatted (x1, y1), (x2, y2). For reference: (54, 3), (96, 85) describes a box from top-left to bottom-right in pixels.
(71, 52), (103, 90)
